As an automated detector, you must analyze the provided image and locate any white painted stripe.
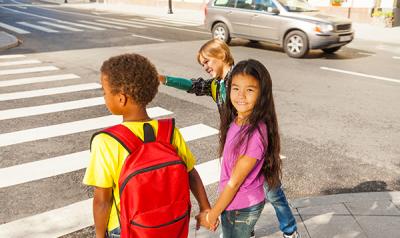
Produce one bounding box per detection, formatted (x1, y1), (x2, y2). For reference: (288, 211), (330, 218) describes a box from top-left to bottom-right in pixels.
(0, 156), (221, 236)
(0, 65), (58, 76)
(78, 20), (126, 29)
(357, 52), (375, 56)
(0, 83), (100, 101)
(131, 34), (165, 42)
(38, 21), (83, 32)
(143, 17), (199, 26)
(0, 123), (218, 187)
(129, 19), (209, 34)
(0, 106), (172, 147)
(179, 124), (219, 142)
(0, 73), (79, 87)
(54, 20), (106, 30)
(17, 22), (59, 33)
(393, 56), (400, 59)
(131, 18), (186, 27)
(16, 6), (27, 9)
(320, 67), (400, 84)
(0, 199), (94, 238)
(96, 19), (147, 28)
(0, 22), (30, 34)
(0, 97), (103, 120)
(0, 59), (40, 67)
(0, 54), (25, 59)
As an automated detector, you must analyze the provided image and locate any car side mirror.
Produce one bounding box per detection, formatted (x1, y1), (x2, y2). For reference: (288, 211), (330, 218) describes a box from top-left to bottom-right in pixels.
(267, 7), (280, 14)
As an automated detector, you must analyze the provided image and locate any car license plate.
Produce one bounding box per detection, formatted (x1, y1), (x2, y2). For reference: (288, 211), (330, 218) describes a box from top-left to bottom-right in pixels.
(339, 35), (352, 42)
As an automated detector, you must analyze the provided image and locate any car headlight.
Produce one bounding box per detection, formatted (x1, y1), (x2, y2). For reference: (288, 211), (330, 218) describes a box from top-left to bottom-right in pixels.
(314, 23), (334, 33)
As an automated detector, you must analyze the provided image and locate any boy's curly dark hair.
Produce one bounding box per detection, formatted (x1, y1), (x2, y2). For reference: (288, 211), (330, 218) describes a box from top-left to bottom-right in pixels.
(101, 53), (159, 106)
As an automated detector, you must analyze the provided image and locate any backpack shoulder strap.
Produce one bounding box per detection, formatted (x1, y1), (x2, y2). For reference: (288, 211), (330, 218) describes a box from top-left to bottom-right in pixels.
(91, 124), (143, 154)
(156, 118), (175, 144)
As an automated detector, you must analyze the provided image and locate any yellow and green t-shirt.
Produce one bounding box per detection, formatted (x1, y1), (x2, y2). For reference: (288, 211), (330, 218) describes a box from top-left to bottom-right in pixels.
(83, 120), (196, 232)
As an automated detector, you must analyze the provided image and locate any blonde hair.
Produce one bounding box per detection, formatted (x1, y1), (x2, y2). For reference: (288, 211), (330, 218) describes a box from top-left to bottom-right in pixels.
(196, 39), (234, 66)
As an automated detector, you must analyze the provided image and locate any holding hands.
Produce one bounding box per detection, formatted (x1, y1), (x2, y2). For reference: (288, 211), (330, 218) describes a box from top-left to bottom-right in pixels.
(195, 210), (219, 231)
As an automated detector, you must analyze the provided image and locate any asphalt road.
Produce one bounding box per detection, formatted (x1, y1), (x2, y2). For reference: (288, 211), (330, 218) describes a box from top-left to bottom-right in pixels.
(0, 1), (399, 237)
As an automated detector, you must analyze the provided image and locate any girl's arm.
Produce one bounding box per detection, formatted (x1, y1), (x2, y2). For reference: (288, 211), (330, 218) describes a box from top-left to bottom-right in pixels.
(207, 155), (258, 225)
(93, 187), (113, 238)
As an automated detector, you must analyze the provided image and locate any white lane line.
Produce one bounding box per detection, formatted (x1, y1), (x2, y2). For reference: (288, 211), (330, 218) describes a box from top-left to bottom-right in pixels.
(54, 20), (105, 30)
(131, 18), (185, 27)
(0, 155), (221, 237)
(0, 65), (58, 76)
(143, 17), (200, 26)
(0, 199), (94, 238)
(96, 19), (147, 28)
(78, 20), (126, 29)
(0, 83), (100, 101)
(0, 22), (30, 34)
(0, 123), (218, 187)
(122, 18), (208, 34)
(320, 67), (400, 84)
(393, 56), (400, 59)
(0, 106), (172, 147)
(357, 52), (375, 56)
(17, 22), (59, 33)
(131, 34), (165, 42)
(0, 97), (103, 120)
(38, 21), (83, 32)
(0, 73), (79, 87)
(0, 59), (41, 67)
(0, 54), (25, 59)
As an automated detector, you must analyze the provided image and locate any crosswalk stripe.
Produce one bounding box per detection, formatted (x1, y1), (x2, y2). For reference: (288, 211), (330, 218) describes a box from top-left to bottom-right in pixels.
(0, 73), (80, 87)
(0, 59), (41, 67)
(0, 106), (172, 147)
(0, 65), (58, 76)
(0, 54), (26, 59)
(0, 97), (103, 120)
(0, 22), (30, 34)
(96, 19), (147, 28)
(17, 21), (59, 33)
(143, 17), (200, 26)
(38, 21), (83, 32)
(107, 18), (163, 28)
(78, 20), (127, 29)
(131, 34), (165, 42)
(0, 83), (100, 101)
(54, 20), (106, 30)
(0, 124), (218, 187)
(0, 156), (221, 237)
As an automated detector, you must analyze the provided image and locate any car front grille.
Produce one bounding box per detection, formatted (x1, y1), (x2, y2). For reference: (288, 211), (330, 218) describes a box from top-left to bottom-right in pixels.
(336, 24), (351, 31)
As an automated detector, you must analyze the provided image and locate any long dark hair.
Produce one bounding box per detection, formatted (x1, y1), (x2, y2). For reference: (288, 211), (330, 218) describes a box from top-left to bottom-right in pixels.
(219, 59), (282, 189)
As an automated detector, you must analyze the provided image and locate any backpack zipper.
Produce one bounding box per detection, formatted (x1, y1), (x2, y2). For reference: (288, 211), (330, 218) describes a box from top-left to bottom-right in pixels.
(130, 208), (189, 228)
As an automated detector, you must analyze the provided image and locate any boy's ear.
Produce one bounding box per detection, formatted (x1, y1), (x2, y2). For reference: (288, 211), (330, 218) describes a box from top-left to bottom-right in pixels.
(119, 93), (128, 106)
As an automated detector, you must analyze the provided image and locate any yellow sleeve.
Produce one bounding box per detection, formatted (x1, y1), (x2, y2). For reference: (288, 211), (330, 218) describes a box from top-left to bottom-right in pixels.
(83, 134), (118, 188)
(171, 128), (196, 172)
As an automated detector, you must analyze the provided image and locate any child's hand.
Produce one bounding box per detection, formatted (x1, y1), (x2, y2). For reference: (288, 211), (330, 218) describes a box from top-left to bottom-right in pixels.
(195, 211), (219, 231)
(158, 75), (166, 84)
(206, 211), (219, 231)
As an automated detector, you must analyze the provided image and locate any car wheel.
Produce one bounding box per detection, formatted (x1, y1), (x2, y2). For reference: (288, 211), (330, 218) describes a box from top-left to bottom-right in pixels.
(284, 30), (309, 58)
(212, 23), (231, 44)
(322, 46), (341, 54)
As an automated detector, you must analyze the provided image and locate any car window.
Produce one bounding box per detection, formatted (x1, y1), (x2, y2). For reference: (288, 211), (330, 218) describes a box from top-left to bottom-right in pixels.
(236, 0), (255, 10)
(254, 0), (276, 11)
(214, 0), (236, 7)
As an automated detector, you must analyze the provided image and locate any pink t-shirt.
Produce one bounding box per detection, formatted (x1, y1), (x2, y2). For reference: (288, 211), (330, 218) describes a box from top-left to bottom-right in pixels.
(218, 121), (267, 211)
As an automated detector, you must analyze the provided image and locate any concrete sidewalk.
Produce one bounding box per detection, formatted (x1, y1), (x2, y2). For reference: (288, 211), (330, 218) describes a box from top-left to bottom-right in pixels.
(0, 31), (19, 51)
(189, 191), (400, 238)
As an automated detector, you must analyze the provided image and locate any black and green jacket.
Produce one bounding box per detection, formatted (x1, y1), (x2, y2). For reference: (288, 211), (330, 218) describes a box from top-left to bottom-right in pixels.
(164, 70), (231, 112)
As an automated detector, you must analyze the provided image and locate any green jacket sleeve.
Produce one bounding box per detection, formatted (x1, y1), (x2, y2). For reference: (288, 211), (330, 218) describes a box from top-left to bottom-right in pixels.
(165, 76), (193, 91)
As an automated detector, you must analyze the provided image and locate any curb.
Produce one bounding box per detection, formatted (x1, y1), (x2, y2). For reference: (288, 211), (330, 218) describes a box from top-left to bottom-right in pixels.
(0, 31), (19, 51)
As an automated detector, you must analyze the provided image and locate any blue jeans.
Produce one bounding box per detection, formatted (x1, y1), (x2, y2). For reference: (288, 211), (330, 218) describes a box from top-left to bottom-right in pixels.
(107, 227), (120, 238)
(221, 201), (265, 238)
(264, 183), (297, 235)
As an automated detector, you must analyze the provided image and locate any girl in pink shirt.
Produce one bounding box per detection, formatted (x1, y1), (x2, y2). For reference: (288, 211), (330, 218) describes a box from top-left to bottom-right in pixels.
(197, 59), (282, 238)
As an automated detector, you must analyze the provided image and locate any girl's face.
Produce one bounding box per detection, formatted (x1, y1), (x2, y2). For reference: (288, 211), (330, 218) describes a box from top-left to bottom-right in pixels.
(199, 54), (225, 78)
(101, 73), (123, 115)
(230, 73), (260, 120)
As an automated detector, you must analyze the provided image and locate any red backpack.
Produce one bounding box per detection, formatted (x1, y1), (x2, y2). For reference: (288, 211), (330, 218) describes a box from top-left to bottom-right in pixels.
(95, 118), (191, 238)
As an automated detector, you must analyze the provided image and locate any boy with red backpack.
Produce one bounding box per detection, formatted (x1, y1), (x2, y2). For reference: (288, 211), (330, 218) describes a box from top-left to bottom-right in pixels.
(83, 53), (212, 238)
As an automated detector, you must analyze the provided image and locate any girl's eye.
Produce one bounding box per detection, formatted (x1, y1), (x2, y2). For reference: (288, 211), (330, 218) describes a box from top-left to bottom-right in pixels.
(247, 89), (254, 92)
(232, 87), (239, 91)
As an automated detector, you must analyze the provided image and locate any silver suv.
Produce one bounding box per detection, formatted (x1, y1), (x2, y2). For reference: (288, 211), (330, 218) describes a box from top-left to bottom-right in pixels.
(204, 0), (354, 58)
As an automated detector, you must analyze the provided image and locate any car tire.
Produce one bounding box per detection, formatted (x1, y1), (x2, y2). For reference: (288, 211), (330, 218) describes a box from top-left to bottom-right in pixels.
(212, 22), (231, 44)
(284, 30), (309, 58)
(322, 46), (341, 54)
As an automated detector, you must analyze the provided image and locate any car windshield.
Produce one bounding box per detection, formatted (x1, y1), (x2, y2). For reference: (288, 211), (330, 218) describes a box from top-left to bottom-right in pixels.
(276, 0), (318, 12)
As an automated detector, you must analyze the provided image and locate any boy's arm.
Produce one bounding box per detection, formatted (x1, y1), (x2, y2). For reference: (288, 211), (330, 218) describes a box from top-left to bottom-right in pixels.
(93, 187), (113, 238)
(189, 168), (211, 212)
